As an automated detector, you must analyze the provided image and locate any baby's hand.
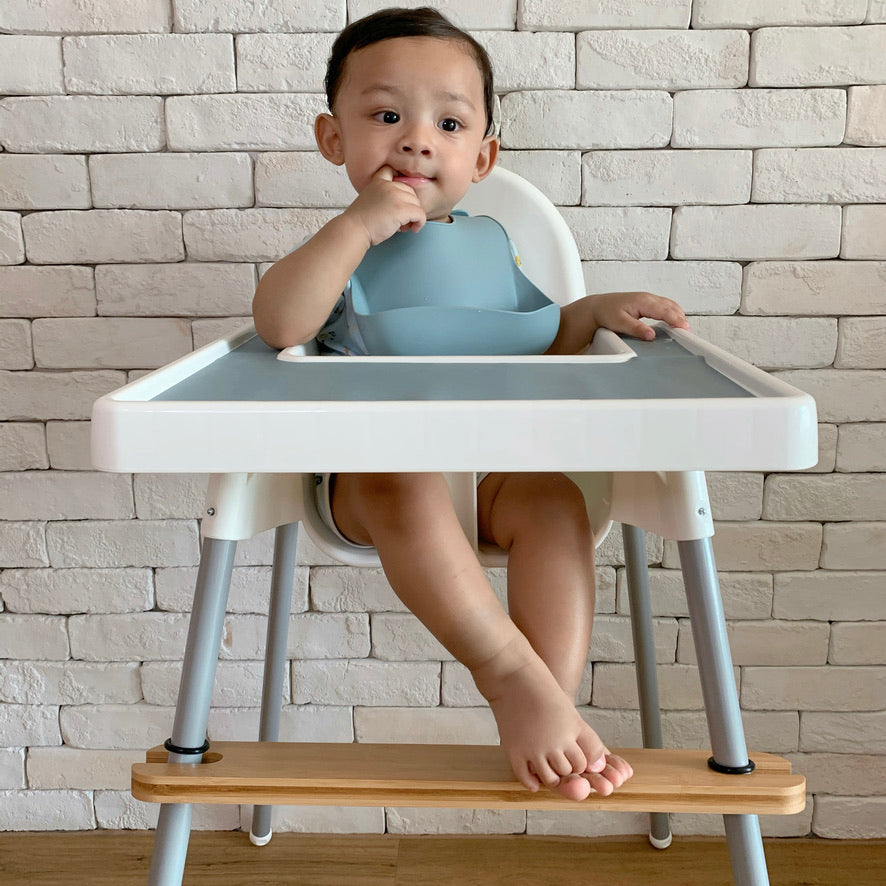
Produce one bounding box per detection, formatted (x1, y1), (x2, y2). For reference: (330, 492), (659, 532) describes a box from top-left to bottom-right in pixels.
(588, 291), (690, 341)
(344, 166), (427, 247)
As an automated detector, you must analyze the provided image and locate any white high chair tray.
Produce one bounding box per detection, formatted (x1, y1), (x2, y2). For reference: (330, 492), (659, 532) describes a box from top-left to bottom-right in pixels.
(91, 322), (817, 475)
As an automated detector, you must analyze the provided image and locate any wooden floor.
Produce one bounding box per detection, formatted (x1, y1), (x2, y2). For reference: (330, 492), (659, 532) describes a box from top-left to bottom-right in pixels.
(2, 832), (885, 886)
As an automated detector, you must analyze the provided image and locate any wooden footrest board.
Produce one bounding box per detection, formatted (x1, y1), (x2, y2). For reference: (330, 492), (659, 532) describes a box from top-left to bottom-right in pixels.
(134, 743), (805, 814)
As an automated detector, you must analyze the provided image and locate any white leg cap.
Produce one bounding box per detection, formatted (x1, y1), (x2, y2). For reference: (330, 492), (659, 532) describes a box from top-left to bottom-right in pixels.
(249, 830), (273, 847)
(649, 831), (672, 850)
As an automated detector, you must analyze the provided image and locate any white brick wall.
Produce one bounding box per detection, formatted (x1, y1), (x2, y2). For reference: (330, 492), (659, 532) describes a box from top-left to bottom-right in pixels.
(1, 0), (883, 841)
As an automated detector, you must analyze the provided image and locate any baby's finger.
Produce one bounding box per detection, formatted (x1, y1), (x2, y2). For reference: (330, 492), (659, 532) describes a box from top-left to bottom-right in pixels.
(641, 296), (690, 330)
(373, 165), (396, 182)
(662, 306), (691, 330)
(400, 210), (426, 234)
(621, 314), (656, 340)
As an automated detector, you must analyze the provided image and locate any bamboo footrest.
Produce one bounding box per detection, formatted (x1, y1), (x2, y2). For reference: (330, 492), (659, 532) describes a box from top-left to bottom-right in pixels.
(133, 743), (805, 814)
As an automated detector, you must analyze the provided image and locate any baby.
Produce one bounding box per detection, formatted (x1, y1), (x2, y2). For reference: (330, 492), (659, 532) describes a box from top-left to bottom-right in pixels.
(253, 7), (689, 801)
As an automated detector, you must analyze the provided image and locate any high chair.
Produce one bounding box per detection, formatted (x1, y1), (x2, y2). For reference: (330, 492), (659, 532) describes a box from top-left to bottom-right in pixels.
(92, 167), (812, 886)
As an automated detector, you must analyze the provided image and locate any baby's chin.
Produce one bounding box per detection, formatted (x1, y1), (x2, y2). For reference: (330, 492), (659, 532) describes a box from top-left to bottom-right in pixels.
(424, 201), (459, 224)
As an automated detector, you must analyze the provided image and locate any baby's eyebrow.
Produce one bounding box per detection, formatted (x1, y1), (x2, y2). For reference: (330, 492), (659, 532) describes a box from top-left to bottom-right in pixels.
(361, 84), (476, 109)
(438, 90), (476, 109)
(360, 84), (402, 99)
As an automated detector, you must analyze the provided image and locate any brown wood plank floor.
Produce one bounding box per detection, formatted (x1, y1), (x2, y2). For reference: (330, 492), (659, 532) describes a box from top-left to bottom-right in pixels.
(1, 832), (884, 886)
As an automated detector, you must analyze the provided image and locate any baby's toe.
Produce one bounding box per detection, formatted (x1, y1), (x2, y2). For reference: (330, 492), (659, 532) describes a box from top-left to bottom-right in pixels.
(511, 757), (540, 793)
(552, 774), (592, 802)
(531, 758), (562, 789)
(583, 770), (616, 797)
(547, 750), (578, 778)
(576, 731), (606, 770)
(563, 744), (588, 776)
(582, 756), (634, 796)
(598, 753), (633, 787)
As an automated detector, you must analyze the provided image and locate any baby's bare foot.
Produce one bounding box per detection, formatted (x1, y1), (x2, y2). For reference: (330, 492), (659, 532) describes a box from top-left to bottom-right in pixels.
(471, 640), (627, 800)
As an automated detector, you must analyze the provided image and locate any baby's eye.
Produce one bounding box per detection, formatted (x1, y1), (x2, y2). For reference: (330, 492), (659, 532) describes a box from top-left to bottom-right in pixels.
(439, 118), (461, 132)
(377, 110), (399, 124)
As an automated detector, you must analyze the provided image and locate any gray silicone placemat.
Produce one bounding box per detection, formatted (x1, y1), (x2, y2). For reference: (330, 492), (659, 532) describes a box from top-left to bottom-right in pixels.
(152, 333), (752, 403)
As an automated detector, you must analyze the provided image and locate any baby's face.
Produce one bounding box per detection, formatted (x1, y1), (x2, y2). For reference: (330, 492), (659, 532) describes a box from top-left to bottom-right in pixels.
(322, 36), (497, 222)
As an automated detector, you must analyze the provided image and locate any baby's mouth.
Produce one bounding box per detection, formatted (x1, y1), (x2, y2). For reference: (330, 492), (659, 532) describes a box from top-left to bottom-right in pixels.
(394, 170), (434, 186)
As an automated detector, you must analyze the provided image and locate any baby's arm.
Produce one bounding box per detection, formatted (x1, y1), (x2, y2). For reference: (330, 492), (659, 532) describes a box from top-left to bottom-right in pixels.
(252, 167), (426, 349)
(545, 291), (690, 356)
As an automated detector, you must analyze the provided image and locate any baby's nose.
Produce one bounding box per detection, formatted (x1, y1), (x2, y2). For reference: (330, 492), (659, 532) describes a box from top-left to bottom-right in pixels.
(398, 125), (433, 155)
(400, 141), (432, 155)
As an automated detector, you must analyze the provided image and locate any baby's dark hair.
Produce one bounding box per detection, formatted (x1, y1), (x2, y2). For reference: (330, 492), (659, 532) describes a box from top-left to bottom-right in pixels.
(325, 6), (496, 137)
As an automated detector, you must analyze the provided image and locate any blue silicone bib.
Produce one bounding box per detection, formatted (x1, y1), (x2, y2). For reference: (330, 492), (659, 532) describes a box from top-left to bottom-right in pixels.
(346, 213), (561, 356)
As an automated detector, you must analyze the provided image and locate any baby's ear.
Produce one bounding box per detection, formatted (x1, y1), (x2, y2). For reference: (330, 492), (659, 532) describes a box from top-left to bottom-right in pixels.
(315, 114), (345, 166)
(472, 136), (499, 183)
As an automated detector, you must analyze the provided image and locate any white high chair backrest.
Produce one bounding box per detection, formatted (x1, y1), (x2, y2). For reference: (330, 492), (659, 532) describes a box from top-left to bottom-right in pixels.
(455, 166), (586, 307)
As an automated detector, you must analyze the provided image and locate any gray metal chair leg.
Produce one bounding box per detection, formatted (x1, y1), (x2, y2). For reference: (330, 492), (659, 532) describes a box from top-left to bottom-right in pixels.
(250, 522), (299, 846)
(148, 536), (237, 886)
(678, 537), (770, 886)
(622, 523), (672, 850)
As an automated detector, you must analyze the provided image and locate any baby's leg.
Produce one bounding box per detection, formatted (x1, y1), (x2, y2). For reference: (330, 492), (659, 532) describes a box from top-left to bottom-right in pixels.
(331, 472), (604, 798)
(477, 472), (633, 798)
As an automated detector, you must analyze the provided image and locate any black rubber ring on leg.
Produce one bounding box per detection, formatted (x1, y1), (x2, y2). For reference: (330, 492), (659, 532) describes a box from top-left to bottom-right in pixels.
(707, 755), (755, 775)
(164, 737), (211, 757)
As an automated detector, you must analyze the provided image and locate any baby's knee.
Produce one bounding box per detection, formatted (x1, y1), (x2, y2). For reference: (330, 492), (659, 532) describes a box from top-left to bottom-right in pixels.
(345, 472), (451, 526)
(514, 473), (591, 537)
(546, 473), (591, 520)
